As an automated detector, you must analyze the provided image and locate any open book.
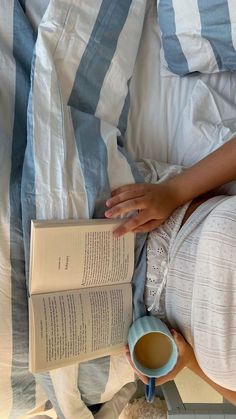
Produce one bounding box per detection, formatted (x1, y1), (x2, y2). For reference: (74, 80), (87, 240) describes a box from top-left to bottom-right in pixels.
(28, 219), (134, 373)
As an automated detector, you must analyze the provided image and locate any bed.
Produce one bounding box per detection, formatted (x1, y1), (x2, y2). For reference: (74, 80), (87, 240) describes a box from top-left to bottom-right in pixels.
(1, 1), (236, 418)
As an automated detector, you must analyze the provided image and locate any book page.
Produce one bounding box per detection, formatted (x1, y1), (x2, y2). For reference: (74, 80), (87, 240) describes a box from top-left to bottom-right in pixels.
(29, 283), (132, 373)
(30, 220), (134, 295)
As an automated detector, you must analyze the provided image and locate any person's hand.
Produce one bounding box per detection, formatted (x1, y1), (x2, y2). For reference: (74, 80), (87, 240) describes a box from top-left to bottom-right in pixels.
(125, 329), (195, 386)
(105, 182), (180, 237)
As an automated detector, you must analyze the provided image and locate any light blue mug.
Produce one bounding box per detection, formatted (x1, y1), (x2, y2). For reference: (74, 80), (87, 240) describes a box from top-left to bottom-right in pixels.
(128, 316), (178, 403)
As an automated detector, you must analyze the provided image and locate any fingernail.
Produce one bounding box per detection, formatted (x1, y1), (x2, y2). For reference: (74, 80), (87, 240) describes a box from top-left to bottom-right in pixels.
(106, 199), (111, 207)
(105, 210), (112, 217)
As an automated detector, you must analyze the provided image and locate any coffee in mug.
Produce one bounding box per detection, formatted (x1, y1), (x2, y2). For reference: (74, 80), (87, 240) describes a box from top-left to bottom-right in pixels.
(134, 331), (173, 370)
(128, 316), (178, 403)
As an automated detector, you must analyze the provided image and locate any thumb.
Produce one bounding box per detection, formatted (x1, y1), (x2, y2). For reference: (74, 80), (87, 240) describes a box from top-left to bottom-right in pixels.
(171, 329), (186, 353)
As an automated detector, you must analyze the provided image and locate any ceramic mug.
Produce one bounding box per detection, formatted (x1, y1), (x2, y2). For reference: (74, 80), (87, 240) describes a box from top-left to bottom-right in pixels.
(128, 316), (178, 402)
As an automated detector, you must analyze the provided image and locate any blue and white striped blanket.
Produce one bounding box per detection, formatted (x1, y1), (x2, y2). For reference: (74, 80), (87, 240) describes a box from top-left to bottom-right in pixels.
(0, 1), (147, 417)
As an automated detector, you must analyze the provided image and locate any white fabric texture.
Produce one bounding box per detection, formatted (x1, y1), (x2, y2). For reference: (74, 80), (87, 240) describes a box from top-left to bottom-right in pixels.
(191, 197), (236, 391)
(0, 2), (49, 416)
(145, 204), (189, 320)
(137, 160), (191, 321)
(166, 196), (236, 391)
(137, 158), (189, 320)
(126, 0), (236, 172)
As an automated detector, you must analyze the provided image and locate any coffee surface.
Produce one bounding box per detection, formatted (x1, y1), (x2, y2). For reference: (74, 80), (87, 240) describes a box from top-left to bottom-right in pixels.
(134, 332), (172, 369)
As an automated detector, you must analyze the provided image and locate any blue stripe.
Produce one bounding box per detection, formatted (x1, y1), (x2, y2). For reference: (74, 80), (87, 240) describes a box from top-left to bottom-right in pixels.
(21, 41), (66, 419)
(158, 0), (189, 76)
(21, 55), (37, 282)
(198, 0), (236, 71)
(18, 0), (26, 11)
(37, 374), (66, 419)
(70, 108), (111, 218)
(10, 1), (36, 416)
(78, 358), (110, 405)
(69, 0), (133, 114)
(117, 79), (131, 137)
(132, 236), (147, 320)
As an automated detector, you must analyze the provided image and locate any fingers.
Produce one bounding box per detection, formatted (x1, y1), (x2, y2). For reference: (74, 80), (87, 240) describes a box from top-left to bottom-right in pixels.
(154, 360), (179, 386)
(171, 329), (187, 354)
(105, 197), (147, 219)
(112, 212), (151, 237)
(111, 183), (147, 197)
(107, 188), (145, 209)
(125, 352), (149, 385)
(113, 216), (165, 237)
(154, 331), (184, 386)
(155, 372), (173, 386)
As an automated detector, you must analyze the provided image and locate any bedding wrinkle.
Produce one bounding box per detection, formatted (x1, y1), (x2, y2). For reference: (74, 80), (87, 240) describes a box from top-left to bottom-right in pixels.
(68, 0), (133, 115)
(33, 32), (89, 220)
(50, 1), (102, 102)
(49, 366), (92, 419)
(6, 1), (42, 417)
(129, 0), (236, 171)
(171, 80), (235, 168)
(127, 1), (169, 162)
(95, 0), (146, 128)
(4, 0), (236, 416)
(25, 0), (50, 32)
(100, 121), (135, 191)
(101, 354), (135, 404)
(24, 1), (148, 414)
(172, 0), (218, 74)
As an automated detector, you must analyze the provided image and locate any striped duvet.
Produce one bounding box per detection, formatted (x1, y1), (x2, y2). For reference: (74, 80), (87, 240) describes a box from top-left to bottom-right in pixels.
(0, 1), (147, 417)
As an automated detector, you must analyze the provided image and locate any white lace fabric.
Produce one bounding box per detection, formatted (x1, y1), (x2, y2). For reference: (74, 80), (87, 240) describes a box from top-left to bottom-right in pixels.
(145, 202), (190, 321)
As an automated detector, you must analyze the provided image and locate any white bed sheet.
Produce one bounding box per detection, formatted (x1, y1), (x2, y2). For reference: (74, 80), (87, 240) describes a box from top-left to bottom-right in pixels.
(126, 0), (236, 168)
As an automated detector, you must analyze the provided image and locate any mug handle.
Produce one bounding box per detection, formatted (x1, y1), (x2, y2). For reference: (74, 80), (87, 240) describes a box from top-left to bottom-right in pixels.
(145, 377), (155, 403)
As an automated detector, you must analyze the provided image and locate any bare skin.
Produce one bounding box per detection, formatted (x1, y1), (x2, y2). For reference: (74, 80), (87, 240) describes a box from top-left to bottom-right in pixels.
(125, 330), (236, 406)
(105, 137), (236, 237)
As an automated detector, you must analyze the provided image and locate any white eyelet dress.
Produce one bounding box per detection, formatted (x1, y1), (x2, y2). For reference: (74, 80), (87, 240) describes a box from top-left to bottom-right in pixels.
(144, 203), (190, 322)
(136, 158), (191, 323)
